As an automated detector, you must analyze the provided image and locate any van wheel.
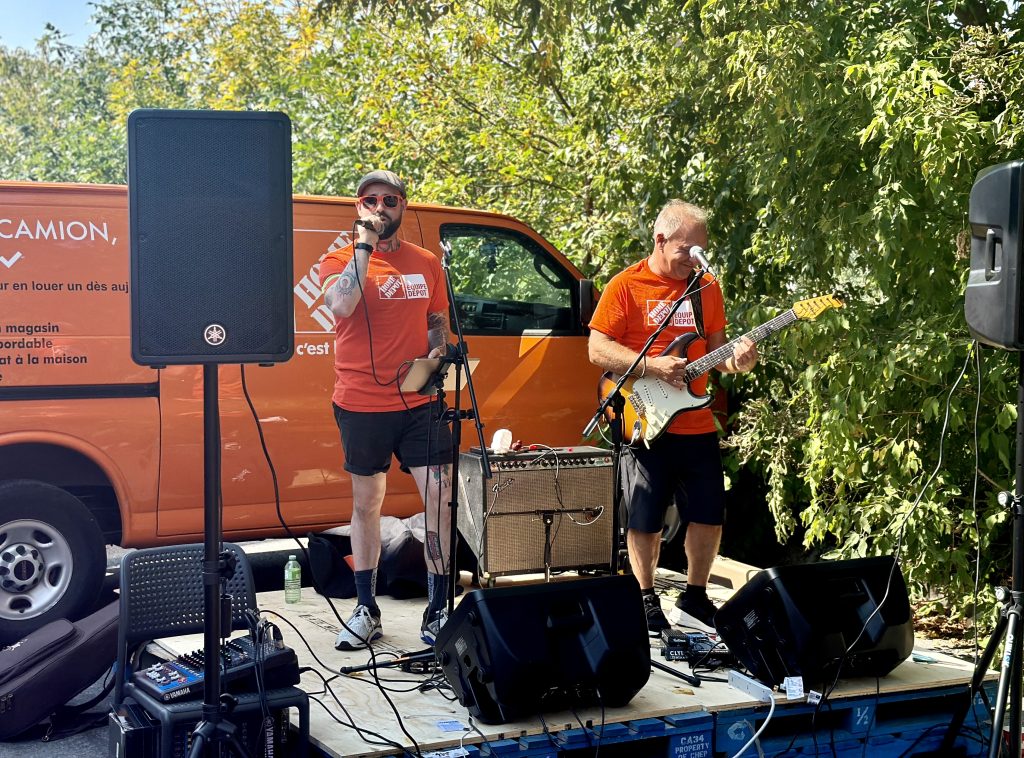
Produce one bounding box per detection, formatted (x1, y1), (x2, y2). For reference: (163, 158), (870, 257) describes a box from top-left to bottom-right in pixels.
(0, 480), (106, 644)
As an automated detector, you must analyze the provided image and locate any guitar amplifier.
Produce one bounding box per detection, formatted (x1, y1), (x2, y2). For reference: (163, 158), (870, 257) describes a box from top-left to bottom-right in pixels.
(457, 446), (614, 580)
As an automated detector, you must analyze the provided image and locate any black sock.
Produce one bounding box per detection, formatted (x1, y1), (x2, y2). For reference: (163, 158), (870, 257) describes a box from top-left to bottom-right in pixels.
(641, 587), (657, 599)
(354, 568), (380, 615)
(685, 584), (708, 600)
(427, 571), (448, 612)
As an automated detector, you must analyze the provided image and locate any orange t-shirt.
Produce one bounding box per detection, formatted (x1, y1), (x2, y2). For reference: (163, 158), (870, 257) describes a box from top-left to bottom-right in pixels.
(589, 259), (726, 435)
(319, 239), (448, 412)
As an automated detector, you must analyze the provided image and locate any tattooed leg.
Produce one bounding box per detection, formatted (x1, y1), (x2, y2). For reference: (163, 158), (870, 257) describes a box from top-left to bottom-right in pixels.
(431, 464), (452, 490)
(426, 531), (443, 562)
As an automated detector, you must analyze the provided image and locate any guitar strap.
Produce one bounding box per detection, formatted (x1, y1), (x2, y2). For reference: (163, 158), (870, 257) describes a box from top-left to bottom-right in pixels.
(687, 270), (705, 340)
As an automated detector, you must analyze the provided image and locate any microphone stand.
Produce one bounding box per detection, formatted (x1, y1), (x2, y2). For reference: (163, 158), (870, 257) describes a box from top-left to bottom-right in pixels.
(651, 658), (702, 687)
(438, 240), (490, 616)
(345, 242), (486, 679)
(340, 648), (437, 675)
(581, 269), (708, 691)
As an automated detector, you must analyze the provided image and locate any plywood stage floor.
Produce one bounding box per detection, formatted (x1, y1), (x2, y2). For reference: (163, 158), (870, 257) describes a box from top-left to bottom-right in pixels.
(152, 559), (992, 758)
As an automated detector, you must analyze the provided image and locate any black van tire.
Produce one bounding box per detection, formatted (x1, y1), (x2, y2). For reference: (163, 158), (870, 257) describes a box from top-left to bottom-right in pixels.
(0, 479), (106, 644)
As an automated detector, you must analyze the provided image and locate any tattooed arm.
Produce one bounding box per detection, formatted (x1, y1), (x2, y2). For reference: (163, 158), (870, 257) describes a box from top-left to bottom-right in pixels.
(426, 310), (451, 358)
(324, 246), (372, 319)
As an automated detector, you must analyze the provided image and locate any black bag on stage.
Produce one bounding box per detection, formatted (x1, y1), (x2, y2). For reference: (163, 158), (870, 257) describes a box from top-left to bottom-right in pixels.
(0, 600), (118, 740)
(306, 532), (357, 598)
(307, 531), (429, 600)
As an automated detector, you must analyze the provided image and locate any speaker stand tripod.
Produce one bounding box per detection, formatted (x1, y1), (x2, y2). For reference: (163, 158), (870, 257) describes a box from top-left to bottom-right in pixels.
(943, 351), (1024, 757)
(188, 364), (251, 758)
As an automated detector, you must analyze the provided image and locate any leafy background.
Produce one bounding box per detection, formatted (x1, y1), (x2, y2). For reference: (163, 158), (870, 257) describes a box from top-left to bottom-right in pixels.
(3, 0), (1023, 625)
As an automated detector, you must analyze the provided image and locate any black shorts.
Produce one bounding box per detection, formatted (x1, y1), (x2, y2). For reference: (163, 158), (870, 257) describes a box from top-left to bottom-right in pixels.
(620, 432), (725, 532)
(333, 401), (454, 476)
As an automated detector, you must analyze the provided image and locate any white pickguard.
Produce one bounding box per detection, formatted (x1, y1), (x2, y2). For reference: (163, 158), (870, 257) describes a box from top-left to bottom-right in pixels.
(627, 377), (712, 446)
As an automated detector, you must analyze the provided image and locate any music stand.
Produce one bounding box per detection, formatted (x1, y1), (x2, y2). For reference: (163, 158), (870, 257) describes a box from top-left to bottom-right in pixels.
(401, 350), (482, 607)
(434, 242), (493, 614)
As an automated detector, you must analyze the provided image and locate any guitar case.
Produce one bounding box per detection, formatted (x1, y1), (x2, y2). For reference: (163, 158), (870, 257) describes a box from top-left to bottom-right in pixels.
(0, 599), (118, 740)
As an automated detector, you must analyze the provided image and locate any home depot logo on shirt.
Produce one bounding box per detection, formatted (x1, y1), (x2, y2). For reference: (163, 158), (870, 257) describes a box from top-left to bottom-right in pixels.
(647, 299), (695, 328)
(376, 273), (430, 300)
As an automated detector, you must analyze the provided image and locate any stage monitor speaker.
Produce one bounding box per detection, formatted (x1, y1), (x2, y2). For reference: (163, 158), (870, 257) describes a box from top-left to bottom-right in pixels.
(965, 159), (1024, 350)
(457, 447), (614, 579)
(128, 109), (294, 365)
(434, 575), (650, 724)
(714, 555), (913, 688)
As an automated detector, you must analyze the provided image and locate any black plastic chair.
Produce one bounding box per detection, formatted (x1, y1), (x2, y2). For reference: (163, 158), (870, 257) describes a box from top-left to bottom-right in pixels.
(113, 543), (309, 755)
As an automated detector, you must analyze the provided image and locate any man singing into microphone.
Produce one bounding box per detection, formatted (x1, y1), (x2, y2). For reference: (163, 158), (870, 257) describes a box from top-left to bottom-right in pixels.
(588, 200), (757, 634)
(319, 170), (454, 649)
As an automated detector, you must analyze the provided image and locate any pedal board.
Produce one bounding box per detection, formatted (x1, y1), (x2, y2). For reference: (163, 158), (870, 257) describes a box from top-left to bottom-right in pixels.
(661, 630), (733, 668)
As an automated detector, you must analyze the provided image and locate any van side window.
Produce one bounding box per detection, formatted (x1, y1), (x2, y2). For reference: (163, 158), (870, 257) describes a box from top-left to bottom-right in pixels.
(441, 224), (576, 335)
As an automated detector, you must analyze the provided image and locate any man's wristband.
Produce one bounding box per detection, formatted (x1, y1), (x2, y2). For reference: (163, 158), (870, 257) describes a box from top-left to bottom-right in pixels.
(354, 242), (373, 253)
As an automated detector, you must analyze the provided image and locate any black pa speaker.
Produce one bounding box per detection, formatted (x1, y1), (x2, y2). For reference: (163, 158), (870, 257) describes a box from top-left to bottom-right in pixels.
(128, 109), (294, 365)
(714, 556), (913, 687)
(434, 575), (651, 724)
(965, 159), (1024, 350)
(457, 447), (614, 580)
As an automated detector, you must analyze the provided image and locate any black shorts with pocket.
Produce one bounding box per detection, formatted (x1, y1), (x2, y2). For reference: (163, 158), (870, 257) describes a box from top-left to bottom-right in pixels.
(333, 400), (454, 476)
(619, 431), (725, 532)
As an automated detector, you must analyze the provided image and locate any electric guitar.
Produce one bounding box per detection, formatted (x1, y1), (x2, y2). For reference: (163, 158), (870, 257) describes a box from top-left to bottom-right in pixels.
(598, 294), (843, 447)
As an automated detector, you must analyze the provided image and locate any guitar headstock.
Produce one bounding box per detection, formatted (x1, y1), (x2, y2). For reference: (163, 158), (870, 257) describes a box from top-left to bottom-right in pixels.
(793, 294), (844, 321)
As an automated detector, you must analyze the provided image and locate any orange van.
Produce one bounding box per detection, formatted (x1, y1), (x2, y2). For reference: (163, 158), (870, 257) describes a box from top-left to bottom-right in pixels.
(0, 181), (600, 641)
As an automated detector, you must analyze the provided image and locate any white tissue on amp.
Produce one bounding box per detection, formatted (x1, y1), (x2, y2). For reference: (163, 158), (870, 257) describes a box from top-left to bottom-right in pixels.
(490, 428), (512, 453)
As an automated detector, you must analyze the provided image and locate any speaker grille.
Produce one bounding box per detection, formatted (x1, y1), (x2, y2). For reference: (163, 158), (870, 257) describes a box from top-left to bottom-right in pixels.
(128, 109), (293, 364)
(435, 575), (650, 724)
(458, 447), (613, 577)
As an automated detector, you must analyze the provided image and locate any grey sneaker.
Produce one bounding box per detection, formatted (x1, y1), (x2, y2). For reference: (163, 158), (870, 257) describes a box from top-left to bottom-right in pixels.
(335, 604), (383, 650)
(420, 606), (448, 645)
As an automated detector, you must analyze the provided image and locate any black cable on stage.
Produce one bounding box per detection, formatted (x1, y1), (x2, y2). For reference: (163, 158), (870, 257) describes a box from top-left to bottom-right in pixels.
(304, 669), (417, 756)
(240, 367), (425, 757)
(809, 340), (977, 745)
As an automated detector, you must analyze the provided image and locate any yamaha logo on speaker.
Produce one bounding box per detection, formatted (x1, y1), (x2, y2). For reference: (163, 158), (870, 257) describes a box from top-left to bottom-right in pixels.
(204, 324), (227, 347)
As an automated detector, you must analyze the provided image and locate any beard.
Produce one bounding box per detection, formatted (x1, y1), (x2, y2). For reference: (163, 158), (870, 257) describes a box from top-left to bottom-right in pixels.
(376, 213), (402, 240)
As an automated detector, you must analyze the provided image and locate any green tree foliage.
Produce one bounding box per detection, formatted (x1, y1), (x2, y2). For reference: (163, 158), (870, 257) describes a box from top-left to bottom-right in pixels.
(0, 32), (123, 181)
(2, 0), (1024, 618)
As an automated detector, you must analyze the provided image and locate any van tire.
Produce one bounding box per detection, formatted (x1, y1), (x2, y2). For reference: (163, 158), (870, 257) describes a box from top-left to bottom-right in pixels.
(0, 479), (106, 644)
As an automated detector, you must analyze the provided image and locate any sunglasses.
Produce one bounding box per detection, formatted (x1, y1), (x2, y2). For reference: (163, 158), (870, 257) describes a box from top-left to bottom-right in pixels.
(358, 194), (402, 209)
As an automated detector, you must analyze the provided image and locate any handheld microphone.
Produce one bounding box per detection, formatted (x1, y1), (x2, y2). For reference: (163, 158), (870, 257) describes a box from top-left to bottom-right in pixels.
(689, 245), (713, 274)
(355, 216), (385, 234)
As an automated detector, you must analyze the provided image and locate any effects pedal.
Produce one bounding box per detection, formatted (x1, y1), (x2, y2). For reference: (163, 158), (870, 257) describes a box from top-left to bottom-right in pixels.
(660, 630), (733, 668)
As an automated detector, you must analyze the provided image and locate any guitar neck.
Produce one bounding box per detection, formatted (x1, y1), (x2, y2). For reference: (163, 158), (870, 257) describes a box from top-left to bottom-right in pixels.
(684, 309), (797, 381)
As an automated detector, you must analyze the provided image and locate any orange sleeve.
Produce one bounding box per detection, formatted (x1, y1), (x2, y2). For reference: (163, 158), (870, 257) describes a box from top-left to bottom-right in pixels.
(589, 270), (630, 339)
(702, 277), (727, 334)
(318, 248), (352, 293)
